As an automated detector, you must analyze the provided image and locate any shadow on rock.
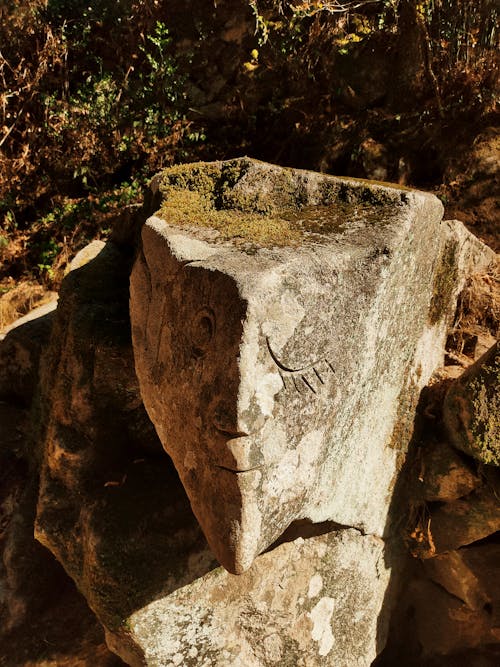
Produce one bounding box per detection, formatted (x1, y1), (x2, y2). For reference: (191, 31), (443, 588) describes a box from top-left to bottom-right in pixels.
(374, 375), (500, 666)
(32, 241), (219, 633)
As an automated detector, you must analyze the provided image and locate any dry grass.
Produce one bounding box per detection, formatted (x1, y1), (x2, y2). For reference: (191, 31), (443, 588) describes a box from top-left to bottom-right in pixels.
(444, 257), (500, 369)
(0, 281), (56, 332)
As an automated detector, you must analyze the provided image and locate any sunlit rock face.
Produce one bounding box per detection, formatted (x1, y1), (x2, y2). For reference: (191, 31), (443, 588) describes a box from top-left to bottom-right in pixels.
(130, 157), (447, 574)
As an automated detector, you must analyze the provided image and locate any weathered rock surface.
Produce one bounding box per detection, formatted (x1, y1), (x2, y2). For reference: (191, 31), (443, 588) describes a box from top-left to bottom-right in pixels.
(406, 577), (498, 656)
(107, 529), (391, 667)
(433, 482), (500, 551)
(423, 542), (500, 613)
(418, 440), (480, 502)
(358, 254), (500, 666)
(130, 158), (494, 575)
(26, 230), (397, 666)
(4, 159), (490, 666)
(443, 341), (500, 465)
(0, 299), (57, 405)
(130, 158), (444, 575)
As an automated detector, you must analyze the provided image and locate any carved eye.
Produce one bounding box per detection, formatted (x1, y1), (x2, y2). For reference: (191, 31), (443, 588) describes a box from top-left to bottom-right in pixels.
(191, 308), (216, 356)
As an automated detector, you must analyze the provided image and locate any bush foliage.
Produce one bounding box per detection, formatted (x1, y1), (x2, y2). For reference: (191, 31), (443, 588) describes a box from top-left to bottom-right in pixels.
(0, 0), (497, 284)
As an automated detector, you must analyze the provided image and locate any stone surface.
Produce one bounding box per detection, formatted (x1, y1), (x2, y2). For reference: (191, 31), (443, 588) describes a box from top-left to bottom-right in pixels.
(422, 550), (489, 610)
(24, 160), (496, 665)
(28, 236), (398, 665)
(34, 240), (168, 615)
(407, 577), (497, 656)
(418, 486), (500, 558)
(443, 341), (500, 466)
(68, 239), (107, 272)
(130, 158), (446, 573)
(419, 440), (480, 502)
(107, 528), (391, 667)
(129, 158), (494, 574)
(423, 541), (500, 617)
(0, 299), (57, 405)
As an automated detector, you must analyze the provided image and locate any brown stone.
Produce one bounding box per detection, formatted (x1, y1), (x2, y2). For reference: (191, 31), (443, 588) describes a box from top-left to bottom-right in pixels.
(408, 578), (495, 656)
(0, 300), (57, 405)
(423, 550), (489, 610)
(419, 440), (480, 502)
(424, 487), (500, 557)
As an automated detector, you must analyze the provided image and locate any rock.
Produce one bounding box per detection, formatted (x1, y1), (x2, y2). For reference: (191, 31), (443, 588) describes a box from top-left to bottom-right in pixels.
(106, 528), (392, 667)
(443, 341), (500, 465)
(0, 299), (57, 405)
(130, 157), (492, 575)
(423, 541), (500, 616)
(423, 551), (489, 610)
(0, 281), (57, 334)
(359, 138), (389, 181)
(34, 238), (166, 569)
(419, 440), (480, 502)
(68, 239), (106, 272)
(30, 234), (399, 666)
(407, 578), (496, 656)
(420, 487), (500, 558)
(27, 159), (496, 665)
(467, 128), (500, 180)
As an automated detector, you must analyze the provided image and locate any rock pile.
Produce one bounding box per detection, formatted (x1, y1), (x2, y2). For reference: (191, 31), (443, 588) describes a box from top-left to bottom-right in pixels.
(0, 159), (497, 666)
(378, 263), (500, 666)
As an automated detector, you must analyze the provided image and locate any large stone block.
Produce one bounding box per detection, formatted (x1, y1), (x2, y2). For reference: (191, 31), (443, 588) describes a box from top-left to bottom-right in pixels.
(130, 157), (450, 574)
(106, 528), (391, 667)
(29, 160), (496, 666)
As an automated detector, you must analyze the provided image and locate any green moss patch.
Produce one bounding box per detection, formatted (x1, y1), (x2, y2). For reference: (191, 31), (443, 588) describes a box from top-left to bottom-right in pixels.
(428, 238), (459, 324)
(159, 186), (301, 247)
(156, 159), (407, 248)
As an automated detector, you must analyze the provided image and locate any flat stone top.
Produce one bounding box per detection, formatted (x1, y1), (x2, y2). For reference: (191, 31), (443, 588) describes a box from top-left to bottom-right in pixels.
(151, 157), (435, 252)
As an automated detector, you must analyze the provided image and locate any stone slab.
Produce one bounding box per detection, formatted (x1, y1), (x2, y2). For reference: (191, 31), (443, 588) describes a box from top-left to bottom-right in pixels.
(107, 528), (391, 667)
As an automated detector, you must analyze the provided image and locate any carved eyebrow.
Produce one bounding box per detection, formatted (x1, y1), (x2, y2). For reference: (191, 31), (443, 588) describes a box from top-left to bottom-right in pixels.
(266, 337), (334, 375)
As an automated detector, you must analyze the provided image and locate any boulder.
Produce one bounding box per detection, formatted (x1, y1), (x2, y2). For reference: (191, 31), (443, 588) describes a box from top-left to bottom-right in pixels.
(28, 159), (496, 665)
(407, 578), (496, 656)
(31, 233), (397, 667)
(419, 440), (480, 502)
(443, 341), (500, 466)
(106, 529), (391, 667)
(417, 486), (500, 558)
(423, 542), (500, 616)
(0, 299), (57, 405)
(130, 158), (493, 575)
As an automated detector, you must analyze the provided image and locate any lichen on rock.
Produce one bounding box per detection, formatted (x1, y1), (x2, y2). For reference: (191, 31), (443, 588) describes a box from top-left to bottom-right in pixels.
(443, 341), (500, 466)
(154, 157), (409, 249)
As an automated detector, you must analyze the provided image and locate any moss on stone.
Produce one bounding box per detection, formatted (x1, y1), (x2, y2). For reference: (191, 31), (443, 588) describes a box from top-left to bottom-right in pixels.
(468, 352), (500, 465)
(428, 238), (459, 324)
(158, 186), (301, 247)
(155, 158), (408, 248)
(444, 342), (500, 466)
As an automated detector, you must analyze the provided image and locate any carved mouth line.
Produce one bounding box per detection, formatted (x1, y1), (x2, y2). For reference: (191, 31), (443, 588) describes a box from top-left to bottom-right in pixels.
(215, 464), (261, 474)
(214, 425), (249, 438)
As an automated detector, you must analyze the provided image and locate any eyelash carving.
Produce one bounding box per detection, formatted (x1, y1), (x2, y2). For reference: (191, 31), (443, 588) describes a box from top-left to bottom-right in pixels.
(266, 337), (335, 395)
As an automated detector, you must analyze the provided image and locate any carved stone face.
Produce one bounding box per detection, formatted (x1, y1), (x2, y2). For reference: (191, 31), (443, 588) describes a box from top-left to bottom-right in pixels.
(130, 221), (340, 573)
(130, 159), (445, 574)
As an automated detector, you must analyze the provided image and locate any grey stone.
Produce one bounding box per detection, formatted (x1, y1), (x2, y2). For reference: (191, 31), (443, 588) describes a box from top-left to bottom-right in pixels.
(443, 341), (500, 465)
(27, 159), (496, 666)
(106, 528), (391, 667)
(130, 158), (462, 574)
